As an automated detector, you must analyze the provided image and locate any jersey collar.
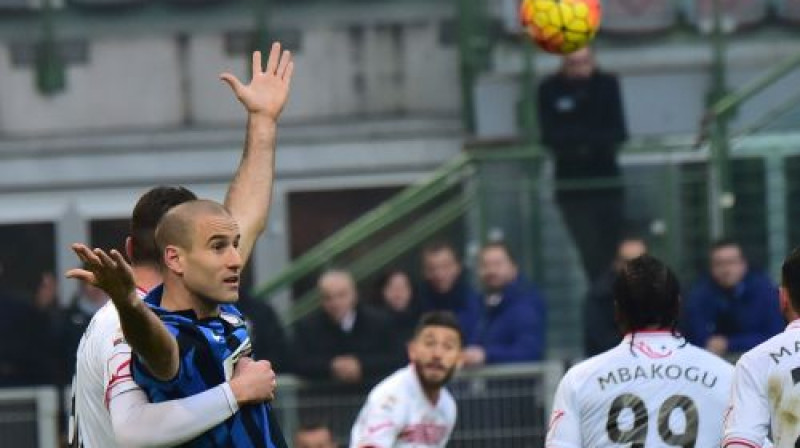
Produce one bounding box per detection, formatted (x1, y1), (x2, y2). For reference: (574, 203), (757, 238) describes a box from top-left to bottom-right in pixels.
(786, 319), (800, 331)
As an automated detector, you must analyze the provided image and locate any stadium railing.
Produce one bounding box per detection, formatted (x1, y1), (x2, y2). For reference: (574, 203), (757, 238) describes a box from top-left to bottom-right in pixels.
(0, 386), (59, 448)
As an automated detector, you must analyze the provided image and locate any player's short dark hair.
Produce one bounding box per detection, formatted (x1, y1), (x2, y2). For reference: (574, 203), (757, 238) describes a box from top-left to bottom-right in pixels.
(614, 254), (681, 334)
(130, 186), (197, 266)
(413, 311), (463, 345)
(782, 247), (800, 312)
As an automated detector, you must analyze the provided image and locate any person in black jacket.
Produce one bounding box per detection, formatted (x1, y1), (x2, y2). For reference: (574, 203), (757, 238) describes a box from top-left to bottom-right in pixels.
(292, 269), (405, 386)
(237, 292), (292, 373)
(371, 269), (421, 345)
(538, 47), (629, 282)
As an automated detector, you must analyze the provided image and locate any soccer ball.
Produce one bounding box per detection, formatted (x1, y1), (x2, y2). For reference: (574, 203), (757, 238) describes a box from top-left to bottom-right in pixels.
(519, 0), (602, 54)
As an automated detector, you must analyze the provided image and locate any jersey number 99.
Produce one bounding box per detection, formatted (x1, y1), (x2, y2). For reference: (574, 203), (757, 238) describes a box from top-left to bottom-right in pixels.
(606, 393), (698, 448)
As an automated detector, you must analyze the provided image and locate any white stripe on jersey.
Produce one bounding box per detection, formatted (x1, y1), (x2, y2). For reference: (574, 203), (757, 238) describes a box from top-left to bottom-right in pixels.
(724, 320), (800, 448)
(69, 288), (147, 448)
(546, 332), (733, 448)
(350, 365), (456, 448)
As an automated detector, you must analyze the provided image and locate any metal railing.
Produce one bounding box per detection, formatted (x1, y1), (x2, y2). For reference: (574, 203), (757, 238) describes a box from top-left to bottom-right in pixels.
(0, 387), (59, 448)
(272, 361), (565, 447)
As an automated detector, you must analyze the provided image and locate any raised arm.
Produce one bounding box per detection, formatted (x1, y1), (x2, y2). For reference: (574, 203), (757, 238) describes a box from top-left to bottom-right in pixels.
(67, 244), (179, 381)
(221, 42), (294, 266)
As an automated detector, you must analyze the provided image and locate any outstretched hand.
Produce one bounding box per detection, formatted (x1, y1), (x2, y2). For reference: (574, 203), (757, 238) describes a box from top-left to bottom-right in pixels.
(220, 42), (294, 121)
(66, 243), (137, 308)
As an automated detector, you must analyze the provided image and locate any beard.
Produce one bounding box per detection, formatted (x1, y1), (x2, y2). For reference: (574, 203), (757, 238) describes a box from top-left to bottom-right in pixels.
(413, 360), (456, 390)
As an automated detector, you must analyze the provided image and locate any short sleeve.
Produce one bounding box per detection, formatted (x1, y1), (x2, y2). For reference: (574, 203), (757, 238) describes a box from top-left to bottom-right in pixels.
(545, 372), (583, 448)
(350, 393), (405, 448)
(723, 353), (770, 447)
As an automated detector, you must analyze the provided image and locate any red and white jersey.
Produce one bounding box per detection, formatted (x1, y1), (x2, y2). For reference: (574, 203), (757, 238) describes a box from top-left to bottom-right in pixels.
(68, 287), (147, 448)
(546, 332), (733, 448)
(350, 365), (457, 448)
(724, 320), (800, 448)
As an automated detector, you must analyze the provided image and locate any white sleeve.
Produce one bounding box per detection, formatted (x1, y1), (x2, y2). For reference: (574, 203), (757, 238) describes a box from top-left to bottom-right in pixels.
(350, 393), (404, 448)
(723, 354), (770, 448)
(103, 335), (139, 407)
(545, 372), (582, 448)
(109, 383), (239, 448)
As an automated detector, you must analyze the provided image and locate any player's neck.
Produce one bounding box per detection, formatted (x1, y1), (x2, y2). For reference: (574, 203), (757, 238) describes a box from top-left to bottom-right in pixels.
(161, 277), (220, 319)
(421, 385), (441, 405)
(132, 264), (163, 292)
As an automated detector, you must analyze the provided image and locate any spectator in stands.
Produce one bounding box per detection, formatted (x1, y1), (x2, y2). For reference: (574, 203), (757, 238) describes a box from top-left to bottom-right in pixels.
(62, 282), (108, 379)
(237, 292), (292, 373)
(372, 268), (421, 344)
(538, 46), (629, 282)
(293, 269), (405, 385)
(419, 241), (480, 342)
(0, 265), (52, 386)
(683, 239), (783, 356)
(32, 271), (68, 384)
(462, 242), (546, 366)
(583, 236), (646, 357)
(294, 420), (337, 448)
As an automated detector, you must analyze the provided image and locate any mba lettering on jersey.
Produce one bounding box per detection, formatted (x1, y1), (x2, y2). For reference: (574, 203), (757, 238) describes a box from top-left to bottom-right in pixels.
(351, 365), (456, 448)
(724, 320), (800, 448)
(69, 287), (148, 448)
(546, 332), (733, 448)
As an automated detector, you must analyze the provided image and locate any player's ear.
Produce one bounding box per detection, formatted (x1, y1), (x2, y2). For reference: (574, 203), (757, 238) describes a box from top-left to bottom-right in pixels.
(779, 286), (790, 315)
(125, 236), (134, 261)
(164, 245), (184, 275)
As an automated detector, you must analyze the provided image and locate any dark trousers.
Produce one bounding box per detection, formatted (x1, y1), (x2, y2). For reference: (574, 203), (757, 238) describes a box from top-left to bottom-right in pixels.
(556, 186), (625, 283)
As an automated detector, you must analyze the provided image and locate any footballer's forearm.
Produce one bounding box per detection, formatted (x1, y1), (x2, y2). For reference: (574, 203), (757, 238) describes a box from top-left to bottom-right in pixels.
(224, 114), (277, 267)
(115, 297), (179, 381)
(110, 384), (238, 447)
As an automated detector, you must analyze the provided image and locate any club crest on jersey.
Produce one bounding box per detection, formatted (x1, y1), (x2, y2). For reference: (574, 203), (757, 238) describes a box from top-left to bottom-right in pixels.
(219, 312), (244, 327)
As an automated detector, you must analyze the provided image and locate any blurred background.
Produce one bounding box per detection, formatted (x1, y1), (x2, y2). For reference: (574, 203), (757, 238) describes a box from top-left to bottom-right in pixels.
(1, 0), (800, 446)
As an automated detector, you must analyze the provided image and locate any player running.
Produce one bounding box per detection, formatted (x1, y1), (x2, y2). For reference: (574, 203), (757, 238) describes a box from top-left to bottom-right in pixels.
(546, 254), (733, 448)
(724, 247), (800, 448)
(68, 42), (293, 447)
(350, 311), (462, 448)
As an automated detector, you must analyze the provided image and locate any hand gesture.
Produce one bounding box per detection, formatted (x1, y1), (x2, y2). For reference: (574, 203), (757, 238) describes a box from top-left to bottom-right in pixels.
(220, 42), (294, 121)
(66, 243), (137, 308)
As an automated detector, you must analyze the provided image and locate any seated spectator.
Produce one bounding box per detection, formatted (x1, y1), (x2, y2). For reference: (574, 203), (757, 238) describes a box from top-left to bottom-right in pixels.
(419, 241), (481, 341)
(0, 284), (51, 386)
(372, 269), (421, 344)
(293, 269), (405, 385)
(583, 236), (647, 357)
(294, 420), (337, 448)
(237, 292), (292, 373)
(463, 242), (546, 366)
(683, 239), (783, 356)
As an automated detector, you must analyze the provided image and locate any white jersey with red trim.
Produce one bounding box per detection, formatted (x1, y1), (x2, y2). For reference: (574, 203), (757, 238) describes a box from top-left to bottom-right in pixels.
(68, 287), (147, 448)
(723, 320), (800, 448)
(350, 365), (456, 448)
(546, 332), (733, 448)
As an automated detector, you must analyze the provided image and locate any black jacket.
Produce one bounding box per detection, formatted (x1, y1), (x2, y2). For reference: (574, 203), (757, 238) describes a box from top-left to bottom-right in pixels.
(538, 70), (628, 180)
(292, 305), (405, 384)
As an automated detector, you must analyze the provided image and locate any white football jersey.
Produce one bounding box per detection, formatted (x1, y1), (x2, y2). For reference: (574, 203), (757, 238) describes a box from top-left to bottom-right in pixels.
(547, 332), (733, 448)
(350, 365), (457, 448)
(68, 288), (146, 448)
(723, 320), (800, 448)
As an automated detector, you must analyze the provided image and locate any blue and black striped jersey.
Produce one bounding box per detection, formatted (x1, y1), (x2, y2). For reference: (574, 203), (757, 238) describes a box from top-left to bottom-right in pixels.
(131, 285), (287, 448)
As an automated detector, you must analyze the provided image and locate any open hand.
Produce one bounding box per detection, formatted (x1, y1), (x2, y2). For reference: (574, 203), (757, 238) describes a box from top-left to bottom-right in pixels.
(220, 42), (294, 120)
(65, 243), (137, 308)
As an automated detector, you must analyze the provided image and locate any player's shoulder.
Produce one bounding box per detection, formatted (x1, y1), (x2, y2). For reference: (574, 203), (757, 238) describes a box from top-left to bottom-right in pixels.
(680, 342), (734, 372)
(84, 301), (122, 338)
(440, 387), (457, 415)
(737, 329), (795, 367)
